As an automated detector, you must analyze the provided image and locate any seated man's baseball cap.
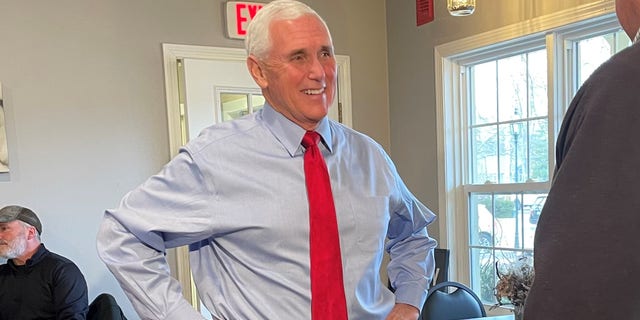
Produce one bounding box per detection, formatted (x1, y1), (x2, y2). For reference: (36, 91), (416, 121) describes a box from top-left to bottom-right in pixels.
(0, 205), (42, 235)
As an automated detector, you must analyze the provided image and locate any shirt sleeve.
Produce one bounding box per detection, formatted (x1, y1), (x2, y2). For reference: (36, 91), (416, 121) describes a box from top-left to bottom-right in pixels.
(53, 262), (89, 320)
(96, 149), (215, 320)
(385, 163), (438, 310)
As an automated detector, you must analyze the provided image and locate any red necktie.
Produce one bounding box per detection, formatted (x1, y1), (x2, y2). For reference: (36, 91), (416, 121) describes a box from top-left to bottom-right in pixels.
(301, 131), (348, 320)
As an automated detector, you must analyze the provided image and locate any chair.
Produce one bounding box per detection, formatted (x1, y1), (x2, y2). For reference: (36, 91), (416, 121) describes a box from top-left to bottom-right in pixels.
(432, 248), (450, 289)
(420, 281), (486, 320)
(87, 293), (128, 320)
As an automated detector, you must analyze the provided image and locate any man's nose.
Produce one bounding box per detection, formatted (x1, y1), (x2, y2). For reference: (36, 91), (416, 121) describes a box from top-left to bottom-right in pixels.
(307, 57), (325, 80)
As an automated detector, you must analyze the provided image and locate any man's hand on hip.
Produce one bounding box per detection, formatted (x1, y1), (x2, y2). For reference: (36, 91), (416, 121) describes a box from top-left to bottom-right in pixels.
(385, 303), (420, 320)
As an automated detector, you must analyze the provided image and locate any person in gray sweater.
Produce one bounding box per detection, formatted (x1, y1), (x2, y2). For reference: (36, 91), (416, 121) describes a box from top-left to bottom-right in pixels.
(524, 0), (640, 318)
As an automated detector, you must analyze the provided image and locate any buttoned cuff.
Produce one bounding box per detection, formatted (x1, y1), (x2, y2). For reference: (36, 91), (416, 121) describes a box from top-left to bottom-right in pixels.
(394, 282), (428, 310)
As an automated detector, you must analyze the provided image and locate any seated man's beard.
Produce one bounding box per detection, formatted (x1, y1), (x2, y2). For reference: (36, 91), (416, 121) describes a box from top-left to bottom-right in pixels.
(0, 230), (28, 259)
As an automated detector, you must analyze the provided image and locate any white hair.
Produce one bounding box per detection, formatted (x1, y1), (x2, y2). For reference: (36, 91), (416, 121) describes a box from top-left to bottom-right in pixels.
(245, 0), (332, 59)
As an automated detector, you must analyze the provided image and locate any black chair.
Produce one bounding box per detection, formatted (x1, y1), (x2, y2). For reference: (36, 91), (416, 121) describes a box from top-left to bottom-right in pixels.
(432, 248), (450, 289)
(87, 293), (128, 320)
(420, 281), (486, 320)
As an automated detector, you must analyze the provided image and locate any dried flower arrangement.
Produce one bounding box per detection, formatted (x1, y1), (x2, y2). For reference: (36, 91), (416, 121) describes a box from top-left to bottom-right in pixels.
(492, 256), (534, 317)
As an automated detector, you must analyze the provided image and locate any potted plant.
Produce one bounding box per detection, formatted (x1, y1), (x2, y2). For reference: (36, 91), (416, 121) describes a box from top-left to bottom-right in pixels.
(493, 257), (534, 320)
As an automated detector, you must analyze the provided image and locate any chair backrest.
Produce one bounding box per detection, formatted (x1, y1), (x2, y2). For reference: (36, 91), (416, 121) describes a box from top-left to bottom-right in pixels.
(433, 248), (450, 288)
(420, 281), (486, 320)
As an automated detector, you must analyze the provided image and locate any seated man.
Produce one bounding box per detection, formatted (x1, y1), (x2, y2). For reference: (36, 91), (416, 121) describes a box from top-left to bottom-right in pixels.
(0, 205), (88, 320)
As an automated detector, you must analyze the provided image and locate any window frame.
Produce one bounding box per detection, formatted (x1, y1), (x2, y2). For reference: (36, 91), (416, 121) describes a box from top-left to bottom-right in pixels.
(434, 0), (618, 305)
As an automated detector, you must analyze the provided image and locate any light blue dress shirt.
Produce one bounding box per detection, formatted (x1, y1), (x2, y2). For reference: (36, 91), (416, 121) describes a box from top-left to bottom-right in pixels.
(97, 103), (437, 320)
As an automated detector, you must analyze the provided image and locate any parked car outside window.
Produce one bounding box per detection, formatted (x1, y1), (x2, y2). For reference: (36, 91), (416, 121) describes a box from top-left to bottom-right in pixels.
(477, 204), (503, 247)
(528, 195), (547, 224)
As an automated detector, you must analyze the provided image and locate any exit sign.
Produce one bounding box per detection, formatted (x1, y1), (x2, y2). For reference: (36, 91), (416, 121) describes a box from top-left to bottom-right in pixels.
(225, 1), (265, 40)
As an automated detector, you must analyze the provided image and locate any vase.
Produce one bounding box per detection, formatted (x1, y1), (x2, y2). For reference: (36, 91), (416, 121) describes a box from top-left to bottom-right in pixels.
(513, 304), (524, 320)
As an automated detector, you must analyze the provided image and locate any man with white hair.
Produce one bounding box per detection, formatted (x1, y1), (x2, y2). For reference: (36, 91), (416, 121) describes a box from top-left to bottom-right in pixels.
(97, 1), (437, 319)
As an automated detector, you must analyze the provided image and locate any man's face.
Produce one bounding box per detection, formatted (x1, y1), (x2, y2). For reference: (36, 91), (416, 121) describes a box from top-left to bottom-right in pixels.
(251, 15), (337, 131)
(0, 221), (28, 259)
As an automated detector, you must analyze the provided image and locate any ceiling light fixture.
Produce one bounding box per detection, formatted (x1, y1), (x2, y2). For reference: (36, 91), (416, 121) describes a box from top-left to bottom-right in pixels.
(447, 0), (476, 16)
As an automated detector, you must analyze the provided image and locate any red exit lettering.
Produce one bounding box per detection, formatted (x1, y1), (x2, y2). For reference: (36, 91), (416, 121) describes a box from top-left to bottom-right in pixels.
(236, 3), (263, 36)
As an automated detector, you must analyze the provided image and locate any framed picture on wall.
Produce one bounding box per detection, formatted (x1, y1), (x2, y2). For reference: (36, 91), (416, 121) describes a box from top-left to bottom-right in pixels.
(0, 82), (8, 173)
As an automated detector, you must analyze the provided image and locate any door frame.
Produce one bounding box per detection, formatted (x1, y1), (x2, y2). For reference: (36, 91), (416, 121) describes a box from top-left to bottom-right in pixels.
(161, 43), (352, 307)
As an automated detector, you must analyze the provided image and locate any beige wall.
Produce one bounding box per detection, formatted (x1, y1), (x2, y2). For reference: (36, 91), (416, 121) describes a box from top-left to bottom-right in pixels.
(385, 0), (608, 243)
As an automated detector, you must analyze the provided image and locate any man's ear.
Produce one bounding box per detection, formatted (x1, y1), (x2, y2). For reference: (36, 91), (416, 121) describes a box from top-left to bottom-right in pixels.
(27, 226), (37, 240)
(247, 55), (268, 89)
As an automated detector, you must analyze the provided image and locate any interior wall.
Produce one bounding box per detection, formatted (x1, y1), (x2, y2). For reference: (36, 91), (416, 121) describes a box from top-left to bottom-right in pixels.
(385, 0), (610, 244)
(0, 1), (389, 319)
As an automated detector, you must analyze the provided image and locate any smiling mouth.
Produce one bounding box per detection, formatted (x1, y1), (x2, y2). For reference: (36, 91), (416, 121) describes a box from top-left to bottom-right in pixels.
(303, 88), (325, 95)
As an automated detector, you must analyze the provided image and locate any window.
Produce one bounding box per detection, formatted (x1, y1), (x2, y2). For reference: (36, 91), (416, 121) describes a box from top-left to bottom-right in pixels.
(435, 4), (630, 306)
(217, 89), (265, 122)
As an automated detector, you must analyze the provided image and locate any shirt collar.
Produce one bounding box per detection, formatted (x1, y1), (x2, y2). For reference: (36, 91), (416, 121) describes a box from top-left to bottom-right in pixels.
(634, 27), (640, 44)
(261, 103), (333, 157)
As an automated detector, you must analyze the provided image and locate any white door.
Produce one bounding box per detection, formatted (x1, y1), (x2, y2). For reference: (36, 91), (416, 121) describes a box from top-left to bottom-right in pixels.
(182, 58), (258, 139)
